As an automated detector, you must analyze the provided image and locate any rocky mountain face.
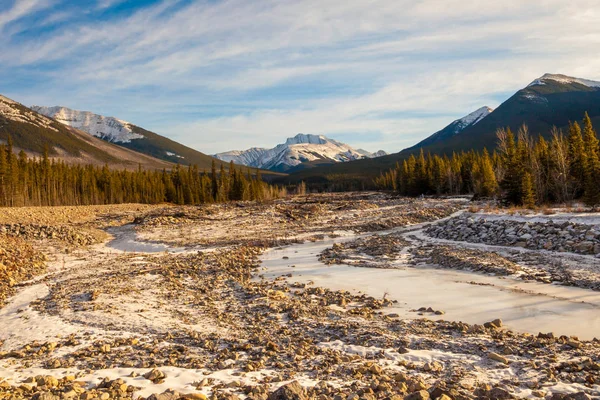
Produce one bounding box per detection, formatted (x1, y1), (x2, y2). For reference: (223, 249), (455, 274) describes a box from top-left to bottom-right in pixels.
(0, 95), (173, 170)
(31, 106), (143, 143)
(32, 105), (226, 169)
(215, 133), (387, 172)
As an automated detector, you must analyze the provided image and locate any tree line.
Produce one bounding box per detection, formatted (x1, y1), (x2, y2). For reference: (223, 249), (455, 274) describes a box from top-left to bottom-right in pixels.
(375, 112), (600, 207)
(0, 139), (285, 207)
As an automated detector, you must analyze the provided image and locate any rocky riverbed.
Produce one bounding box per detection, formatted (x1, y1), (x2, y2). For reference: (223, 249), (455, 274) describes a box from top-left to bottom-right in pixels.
(426, 213), (600, 255)
(0, 194), (598, 400)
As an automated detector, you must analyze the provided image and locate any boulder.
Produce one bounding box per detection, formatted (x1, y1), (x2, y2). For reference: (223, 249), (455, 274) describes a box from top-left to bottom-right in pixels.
(488, 352), (509, 364)
(268, 381), (308, 400)
(404, 390), (430, 400)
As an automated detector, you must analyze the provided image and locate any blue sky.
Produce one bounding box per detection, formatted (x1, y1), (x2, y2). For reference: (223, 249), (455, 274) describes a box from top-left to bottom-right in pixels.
(1, 0), (599, 154)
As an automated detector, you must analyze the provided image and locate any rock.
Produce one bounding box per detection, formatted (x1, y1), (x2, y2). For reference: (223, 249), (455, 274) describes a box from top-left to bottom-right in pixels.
(484, 319), (502, 329)
(489, 387), (515, 399)
(488, 352), (509, 364)
(268, 381), (308, 400)
(567, 339), (582, 349)
(36, 375), (59, 388)
(423, 361), (443, 372)
(369, 364), (383, 375)
(35, 394), (60, 400)
(576, 241), (594, 253)
(538, 332), (555, 339)
(562, 393), (592, 400)
(144, 368), (166, 382)
(404, 390), (430, 400)
(147, 390), (181, 400)
(182, 394), (208, 400)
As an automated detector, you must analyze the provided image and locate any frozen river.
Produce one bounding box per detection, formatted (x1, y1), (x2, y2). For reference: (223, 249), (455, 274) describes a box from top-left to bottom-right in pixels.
(260, 233), (600, 340)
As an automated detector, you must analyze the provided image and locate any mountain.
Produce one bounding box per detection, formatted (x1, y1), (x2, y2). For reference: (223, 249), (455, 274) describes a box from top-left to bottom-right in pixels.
(214, 133), (387, 173)
(284, 73), (600, 186)
(420, 73), (600, 154)
(32, 105), (223, 170)
(406, 106), (493, 150)
(0, 95), (172, 170)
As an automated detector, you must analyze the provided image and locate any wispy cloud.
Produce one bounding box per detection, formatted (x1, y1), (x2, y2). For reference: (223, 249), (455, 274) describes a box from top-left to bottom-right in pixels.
(0, 0), (51, 31)
(1, 0), (599, 153)
(95, 0), (127, 10)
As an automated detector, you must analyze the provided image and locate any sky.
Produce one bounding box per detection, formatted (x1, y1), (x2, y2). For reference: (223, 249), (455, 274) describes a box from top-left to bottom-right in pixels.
(1, 0), (600, 154)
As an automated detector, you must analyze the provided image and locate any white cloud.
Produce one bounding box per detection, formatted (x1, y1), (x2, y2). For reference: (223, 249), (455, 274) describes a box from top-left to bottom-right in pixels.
(2, 0), (600, 154)
(0, 0), (50, 31)
(96, 0), (126, 10)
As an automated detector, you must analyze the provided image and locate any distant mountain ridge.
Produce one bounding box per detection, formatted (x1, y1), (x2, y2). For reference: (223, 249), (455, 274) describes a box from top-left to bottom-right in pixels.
(285, 73), (600, 185)
(32, 105), (224, 170)
(214, 133), (387, 173)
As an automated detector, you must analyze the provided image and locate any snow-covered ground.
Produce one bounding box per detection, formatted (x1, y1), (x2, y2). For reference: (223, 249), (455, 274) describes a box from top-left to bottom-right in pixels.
(1, 196), (598, 399)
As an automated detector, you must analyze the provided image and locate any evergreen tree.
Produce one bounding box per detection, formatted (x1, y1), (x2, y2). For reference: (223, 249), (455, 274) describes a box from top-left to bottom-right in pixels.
(478, 149), (498, 197)
(211, 160), (218, 201)
(375, 112), (599, 208)
(582, 112), (600, 206)
(568, 121), (586, 196)
(521, 172), (535, 208)
(499, 128), (522, 204)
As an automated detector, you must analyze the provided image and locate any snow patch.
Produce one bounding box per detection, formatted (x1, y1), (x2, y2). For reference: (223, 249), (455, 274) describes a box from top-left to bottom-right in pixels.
(165, 151), (184, 159)
(521, 93), (548, 103)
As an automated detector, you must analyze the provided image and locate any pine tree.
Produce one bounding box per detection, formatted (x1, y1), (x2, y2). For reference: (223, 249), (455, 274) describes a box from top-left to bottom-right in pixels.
(521, 172), (536, 208)
(478, 149), (498, 197)
(211, 160), (218, 201)
(498, 128), (522, 204)
(582, 113), (600, 206)
(568, 121), (586, 195)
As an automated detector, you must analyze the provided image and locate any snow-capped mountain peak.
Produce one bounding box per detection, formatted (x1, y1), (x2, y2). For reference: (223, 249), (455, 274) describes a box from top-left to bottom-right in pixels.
(285, 133), (329, 145)
(528, 73), (600, 89)
(457, 106), (493, 128)
(31, 106), (144, 143)
(407, 106), (493, 151)
(214, 134), (387, 172)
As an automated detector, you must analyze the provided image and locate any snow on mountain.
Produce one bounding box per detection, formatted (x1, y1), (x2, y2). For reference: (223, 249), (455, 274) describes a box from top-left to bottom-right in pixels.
(215, 148), (269, 166)
(454, 106), (493, 131)
(0, 96), (59, 132)
(528, 73), (600, 89)
(31, 106), (144, 143)
(214, 134), (386, 172)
